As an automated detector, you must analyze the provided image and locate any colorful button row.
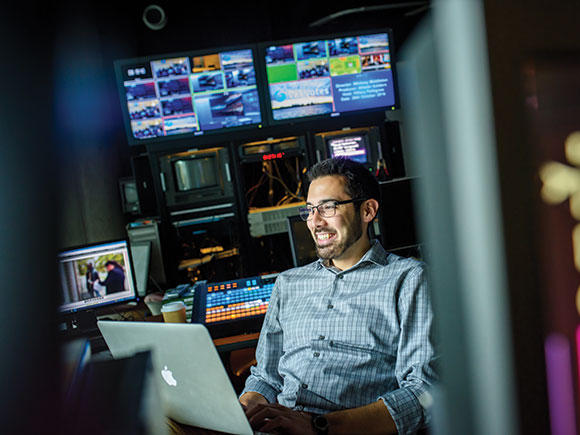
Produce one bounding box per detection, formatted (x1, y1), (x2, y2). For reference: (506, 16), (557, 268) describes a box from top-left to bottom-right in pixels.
(205, 302), (268, 323)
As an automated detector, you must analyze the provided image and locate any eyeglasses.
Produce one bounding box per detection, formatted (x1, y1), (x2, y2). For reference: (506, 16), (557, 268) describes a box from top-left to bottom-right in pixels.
(298, 198), (368, 221)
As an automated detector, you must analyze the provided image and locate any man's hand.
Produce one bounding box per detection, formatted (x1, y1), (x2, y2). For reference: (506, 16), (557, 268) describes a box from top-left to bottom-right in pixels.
(239, 391), (268, 412)
(245, 403), (315, 435)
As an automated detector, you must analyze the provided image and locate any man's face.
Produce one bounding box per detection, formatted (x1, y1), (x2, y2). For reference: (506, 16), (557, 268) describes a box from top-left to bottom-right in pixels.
(106, 264), (114, 272)
(306, 175), (364, 261)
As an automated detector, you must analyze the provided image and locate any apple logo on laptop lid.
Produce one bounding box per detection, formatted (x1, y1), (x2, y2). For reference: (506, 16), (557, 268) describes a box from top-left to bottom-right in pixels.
(161, 366), (177, 386)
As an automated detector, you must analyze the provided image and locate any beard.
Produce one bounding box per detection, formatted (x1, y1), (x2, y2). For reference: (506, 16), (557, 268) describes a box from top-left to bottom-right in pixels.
(314, 212), (364, 260)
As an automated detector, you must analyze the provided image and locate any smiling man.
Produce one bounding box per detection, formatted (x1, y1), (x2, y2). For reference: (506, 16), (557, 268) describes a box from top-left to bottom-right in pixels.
(240, 157), (438, 435)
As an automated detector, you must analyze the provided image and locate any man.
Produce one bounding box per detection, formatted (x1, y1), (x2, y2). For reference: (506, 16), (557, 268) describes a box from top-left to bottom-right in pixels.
(97, 260), (126, 294)
(240, 157), (437, 435)
(85, 262), (99, 297)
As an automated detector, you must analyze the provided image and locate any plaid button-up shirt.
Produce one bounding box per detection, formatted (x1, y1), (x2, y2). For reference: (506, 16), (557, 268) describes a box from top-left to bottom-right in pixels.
(242, 240), (438, 434)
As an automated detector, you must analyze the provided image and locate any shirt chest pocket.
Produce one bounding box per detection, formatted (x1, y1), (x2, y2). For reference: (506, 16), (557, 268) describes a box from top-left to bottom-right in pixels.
(328, 335), (397, 360)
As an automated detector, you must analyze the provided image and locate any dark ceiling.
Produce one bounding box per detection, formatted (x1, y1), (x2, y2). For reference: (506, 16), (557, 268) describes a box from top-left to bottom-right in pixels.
(55, 0), (430, 64)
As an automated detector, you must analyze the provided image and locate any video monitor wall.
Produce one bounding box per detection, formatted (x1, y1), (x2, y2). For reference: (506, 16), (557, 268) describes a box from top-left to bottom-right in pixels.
(263, 31), (398, 122)
(114, 30), (399, 145)
(116, 47), (263, 144)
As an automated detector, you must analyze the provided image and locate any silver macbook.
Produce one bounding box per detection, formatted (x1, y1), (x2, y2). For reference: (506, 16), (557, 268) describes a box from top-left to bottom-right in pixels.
(97, 320), (253, 435)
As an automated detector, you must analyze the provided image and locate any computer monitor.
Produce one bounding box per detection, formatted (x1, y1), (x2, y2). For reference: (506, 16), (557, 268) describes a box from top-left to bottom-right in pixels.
(313, 125), (382, 172)
(261, 30), (398, 124)
(327, 133), (369, 163)
(115, 45), (263, 145)
(58, 240), (138, 330)
(287, 215), (318, 267)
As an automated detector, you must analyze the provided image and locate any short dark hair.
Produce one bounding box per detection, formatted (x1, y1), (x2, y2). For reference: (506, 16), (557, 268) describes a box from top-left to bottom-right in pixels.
(105, 260), (122, 269)
(307, 157), (380, 202)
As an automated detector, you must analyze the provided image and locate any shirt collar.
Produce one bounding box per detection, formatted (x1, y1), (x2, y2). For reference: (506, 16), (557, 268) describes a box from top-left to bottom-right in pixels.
(315, 239), (390, 271)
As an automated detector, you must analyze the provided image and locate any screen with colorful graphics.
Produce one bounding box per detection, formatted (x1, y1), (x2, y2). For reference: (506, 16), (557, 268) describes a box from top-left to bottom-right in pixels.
(201, 274), (278, 324)
(115, 47), (263, 144)
(263, 32), (397, 122)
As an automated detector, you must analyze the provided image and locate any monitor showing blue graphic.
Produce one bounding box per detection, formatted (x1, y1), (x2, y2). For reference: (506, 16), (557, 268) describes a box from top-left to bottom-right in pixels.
(115, 47), (263, 144)
(263, 31), (397, 122)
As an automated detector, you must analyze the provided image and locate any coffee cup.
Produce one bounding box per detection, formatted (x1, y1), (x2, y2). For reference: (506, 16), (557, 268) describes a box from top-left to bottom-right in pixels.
(161, 301), (187, 323)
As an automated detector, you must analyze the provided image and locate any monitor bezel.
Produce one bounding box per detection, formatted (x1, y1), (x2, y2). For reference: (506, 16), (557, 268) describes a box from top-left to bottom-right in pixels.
(257, 28), (399, 127)
(58, 239), (139, 315)
(114, 43), (268, 146)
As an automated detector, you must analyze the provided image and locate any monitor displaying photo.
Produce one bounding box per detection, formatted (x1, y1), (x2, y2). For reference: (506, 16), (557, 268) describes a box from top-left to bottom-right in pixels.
(58, 240), (137, 314)
(263, 31), (397, 122)
(116, 47), (263, 144)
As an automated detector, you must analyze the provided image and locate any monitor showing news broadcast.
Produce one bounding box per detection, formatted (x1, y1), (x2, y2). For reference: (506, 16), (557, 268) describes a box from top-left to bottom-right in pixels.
(263, 30), (398, 123)
(115, 46), (263, 144)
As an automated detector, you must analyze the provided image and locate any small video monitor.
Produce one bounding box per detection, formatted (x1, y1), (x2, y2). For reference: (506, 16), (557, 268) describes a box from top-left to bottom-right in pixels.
(159, 146), (235, 212)
(314, 126), (380, 172)
(327, 133), (369, 164)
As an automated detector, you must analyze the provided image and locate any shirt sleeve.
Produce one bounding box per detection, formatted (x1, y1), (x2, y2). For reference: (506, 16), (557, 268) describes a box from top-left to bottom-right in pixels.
(378, 264), (438, 435)
(240, 278), (285, 403)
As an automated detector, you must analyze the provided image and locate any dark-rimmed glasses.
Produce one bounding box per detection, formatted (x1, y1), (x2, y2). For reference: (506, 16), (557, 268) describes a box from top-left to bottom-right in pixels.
(298, 198), (368, 221)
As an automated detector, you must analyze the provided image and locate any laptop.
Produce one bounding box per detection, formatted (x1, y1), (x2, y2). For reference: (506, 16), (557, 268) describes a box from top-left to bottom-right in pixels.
(97, 320), (254, 435)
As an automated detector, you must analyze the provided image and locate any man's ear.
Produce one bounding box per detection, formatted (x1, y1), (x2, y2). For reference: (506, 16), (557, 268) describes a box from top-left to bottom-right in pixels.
(361, 199), (379, 223)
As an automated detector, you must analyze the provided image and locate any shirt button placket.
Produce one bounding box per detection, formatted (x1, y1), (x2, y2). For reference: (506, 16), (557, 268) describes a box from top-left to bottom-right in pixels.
(328, 273), (342, 310)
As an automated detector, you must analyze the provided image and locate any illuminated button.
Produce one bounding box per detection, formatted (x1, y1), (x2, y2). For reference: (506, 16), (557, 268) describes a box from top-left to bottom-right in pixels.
(313, 352), (320, 358)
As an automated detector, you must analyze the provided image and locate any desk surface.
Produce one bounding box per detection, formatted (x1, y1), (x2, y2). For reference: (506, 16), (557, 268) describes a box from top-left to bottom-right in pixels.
(213, 332), (260, 351)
